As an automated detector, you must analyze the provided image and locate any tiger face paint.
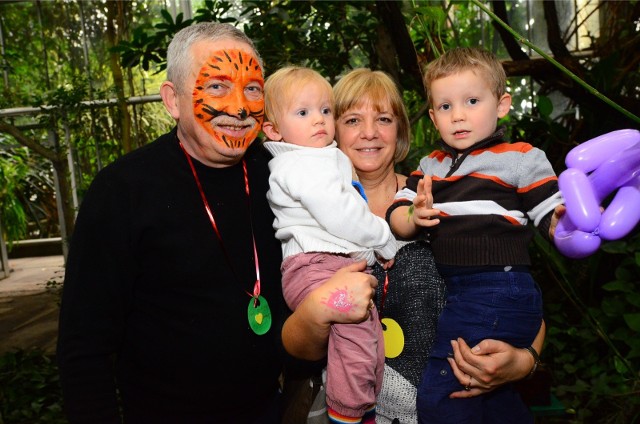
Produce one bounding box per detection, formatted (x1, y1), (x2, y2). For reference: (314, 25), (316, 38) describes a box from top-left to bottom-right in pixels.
(193, 49), (264, 150)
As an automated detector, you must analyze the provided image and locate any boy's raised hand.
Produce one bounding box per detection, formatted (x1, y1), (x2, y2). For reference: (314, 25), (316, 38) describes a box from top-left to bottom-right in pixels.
(412, 176), (440, 228)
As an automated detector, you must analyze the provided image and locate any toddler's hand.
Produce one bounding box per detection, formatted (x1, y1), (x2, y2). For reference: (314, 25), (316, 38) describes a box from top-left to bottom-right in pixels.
(381, 258), (395, 270)
(375, 253), (395, 270)
(412, 176), (440, 227)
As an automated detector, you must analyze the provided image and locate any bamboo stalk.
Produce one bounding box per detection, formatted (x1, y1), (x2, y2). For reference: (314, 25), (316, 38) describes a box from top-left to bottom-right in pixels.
(471, 0), (640, 125)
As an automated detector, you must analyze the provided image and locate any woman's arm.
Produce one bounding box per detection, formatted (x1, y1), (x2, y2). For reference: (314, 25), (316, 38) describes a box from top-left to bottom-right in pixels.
(447, 320), (546, 398)
(281, 260), (378, 360)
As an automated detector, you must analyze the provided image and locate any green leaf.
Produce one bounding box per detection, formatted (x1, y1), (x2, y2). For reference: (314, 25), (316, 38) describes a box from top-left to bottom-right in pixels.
(613, 356), (631, 375)
(626, 293), (640, 308)
(160, 8), (174, 25)
(600, 297), (625, 316)
(602, 280), (634, 293)
(623, 313), (640, 331)
(601, 241), (628, 254)
(537, 95), (553, 117)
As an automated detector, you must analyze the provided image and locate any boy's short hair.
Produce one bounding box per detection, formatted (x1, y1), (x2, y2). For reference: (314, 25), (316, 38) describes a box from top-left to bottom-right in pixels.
(333, 68), (411, 164)
(264, 66), (333, 128)
(423, 47), (507, 106)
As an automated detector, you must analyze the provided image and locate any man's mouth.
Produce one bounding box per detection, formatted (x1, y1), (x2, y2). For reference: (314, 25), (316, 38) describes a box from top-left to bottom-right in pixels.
(211, 117), (255, 138)
(215, 124), (250, 137)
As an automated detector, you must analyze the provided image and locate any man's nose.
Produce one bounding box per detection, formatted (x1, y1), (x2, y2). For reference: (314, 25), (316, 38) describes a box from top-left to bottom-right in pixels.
(224, 87), (249, 119)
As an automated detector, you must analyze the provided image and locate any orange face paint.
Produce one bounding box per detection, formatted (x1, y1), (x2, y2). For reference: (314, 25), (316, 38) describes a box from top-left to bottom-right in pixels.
(193, 49), (264, 150)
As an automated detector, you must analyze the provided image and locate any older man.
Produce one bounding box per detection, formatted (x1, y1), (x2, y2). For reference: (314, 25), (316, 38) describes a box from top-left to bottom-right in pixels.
(57, 22), (376, 424)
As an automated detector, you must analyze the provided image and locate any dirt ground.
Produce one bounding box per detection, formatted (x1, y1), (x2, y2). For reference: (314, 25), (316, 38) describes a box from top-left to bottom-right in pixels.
(0, 256), (64, 355)
(0, 291), (60, 355)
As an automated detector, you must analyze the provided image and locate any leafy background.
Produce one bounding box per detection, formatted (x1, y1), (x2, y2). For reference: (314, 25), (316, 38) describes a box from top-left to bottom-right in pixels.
(0, 1), (638, 423)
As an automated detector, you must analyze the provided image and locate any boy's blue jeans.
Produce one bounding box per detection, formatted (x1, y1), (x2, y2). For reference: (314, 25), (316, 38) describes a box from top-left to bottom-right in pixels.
(417, 270), (542, 424)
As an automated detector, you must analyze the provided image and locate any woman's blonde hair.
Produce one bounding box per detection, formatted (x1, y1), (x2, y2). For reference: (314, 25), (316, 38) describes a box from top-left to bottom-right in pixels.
(264, 66), (333, 128)
(333, 68), (411, 163)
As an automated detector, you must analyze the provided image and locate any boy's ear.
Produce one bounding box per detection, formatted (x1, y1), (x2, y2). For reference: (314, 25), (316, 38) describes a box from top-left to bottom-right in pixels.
(428, 108), (438, 130)
(262, 121), (283, 141)
(497, 93), (512, 118)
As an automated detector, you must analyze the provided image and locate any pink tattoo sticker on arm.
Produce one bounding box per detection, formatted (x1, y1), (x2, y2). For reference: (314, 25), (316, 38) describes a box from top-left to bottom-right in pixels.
(322, 287), (353, 313)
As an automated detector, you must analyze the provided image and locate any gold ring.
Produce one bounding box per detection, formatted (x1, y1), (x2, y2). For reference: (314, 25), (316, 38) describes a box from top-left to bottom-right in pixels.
(464, 376), (472, 391)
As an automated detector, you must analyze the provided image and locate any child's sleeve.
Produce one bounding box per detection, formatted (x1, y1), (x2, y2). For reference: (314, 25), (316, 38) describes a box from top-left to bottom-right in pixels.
(519, 147), (564, 236)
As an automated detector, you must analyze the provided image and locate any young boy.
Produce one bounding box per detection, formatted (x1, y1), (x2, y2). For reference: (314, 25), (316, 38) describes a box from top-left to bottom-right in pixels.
(388, 47), (564, 423)
(261, 66), (396, 424)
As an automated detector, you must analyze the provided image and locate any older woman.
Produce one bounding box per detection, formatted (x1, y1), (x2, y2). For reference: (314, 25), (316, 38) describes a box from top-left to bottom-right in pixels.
(333, 68), (545, 424)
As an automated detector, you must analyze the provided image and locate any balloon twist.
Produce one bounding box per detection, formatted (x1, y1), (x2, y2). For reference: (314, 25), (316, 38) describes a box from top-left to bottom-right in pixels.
(555, 129), (640, 258)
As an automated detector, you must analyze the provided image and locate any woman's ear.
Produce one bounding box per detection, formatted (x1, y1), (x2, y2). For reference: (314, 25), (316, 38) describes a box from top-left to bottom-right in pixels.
(497, 93), (512, 118)
(160, 81), (180, 120)
(262, 121), (283, 141)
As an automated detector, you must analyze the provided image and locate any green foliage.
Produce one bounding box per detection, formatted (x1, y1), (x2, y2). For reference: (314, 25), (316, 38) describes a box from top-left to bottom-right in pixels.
(538, 235), (640, 423)
(241, 1), (377, 80)
(115, 8), (193, 72)
(0, 150), (28, 245)
(0, 2), (638, 421)
(0, 143), (58, 242)
(0, 349), (65, 424)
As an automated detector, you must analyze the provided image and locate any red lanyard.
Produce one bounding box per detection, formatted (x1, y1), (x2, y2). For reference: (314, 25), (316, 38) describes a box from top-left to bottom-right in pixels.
(179, 141), (261, 305)
(378, 176), (398, 321)
(379, 271), (389, 320)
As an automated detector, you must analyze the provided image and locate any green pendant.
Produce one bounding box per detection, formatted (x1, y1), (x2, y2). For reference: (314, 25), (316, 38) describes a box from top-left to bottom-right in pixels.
(247, 295), (271, 335)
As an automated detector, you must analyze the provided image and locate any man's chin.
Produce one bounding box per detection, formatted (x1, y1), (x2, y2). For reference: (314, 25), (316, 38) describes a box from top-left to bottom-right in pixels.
(215, 138), (256, 160)
(209, 130), (257, 150)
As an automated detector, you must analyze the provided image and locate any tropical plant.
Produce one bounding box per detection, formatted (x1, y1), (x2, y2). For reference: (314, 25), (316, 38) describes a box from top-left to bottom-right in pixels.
(0, 349), (65, 424)
(0, 1), (638, 422)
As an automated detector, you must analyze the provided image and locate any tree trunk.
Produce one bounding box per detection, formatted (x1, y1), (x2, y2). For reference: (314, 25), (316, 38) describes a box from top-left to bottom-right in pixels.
(491, 1), (529, 62)
(375, 0), (426, 97)
(106, 0), (132, 153)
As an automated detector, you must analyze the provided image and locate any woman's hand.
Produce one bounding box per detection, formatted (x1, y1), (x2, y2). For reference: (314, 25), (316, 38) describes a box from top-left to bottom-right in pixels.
(281, 260), (377, 360)
(447, 338), (535, 398)
(447, 321), (545, 398)
(312, 260), (378, 325)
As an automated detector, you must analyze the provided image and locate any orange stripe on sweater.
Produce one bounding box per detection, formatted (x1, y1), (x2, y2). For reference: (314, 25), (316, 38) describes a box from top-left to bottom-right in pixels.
(433, 172), (512, 188)
(503, 215), (522, 225)
(469, 142), (533, 155)
(517, 176), (558, 193)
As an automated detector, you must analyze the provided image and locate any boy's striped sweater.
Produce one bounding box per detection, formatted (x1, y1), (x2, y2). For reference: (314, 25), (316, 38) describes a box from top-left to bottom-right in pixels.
(389, 127), (563, 267)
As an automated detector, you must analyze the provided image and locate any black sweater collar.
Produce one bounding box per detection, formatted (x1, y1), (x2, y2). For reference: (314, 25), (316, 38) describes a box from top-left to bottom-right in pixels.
(439, 125), (506, 178)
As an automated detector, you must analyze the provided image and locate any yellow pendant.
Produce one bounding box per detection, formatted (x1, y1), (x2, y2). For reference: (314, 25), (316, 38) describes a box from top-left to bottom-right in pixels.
(381, 317), (404, 358)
